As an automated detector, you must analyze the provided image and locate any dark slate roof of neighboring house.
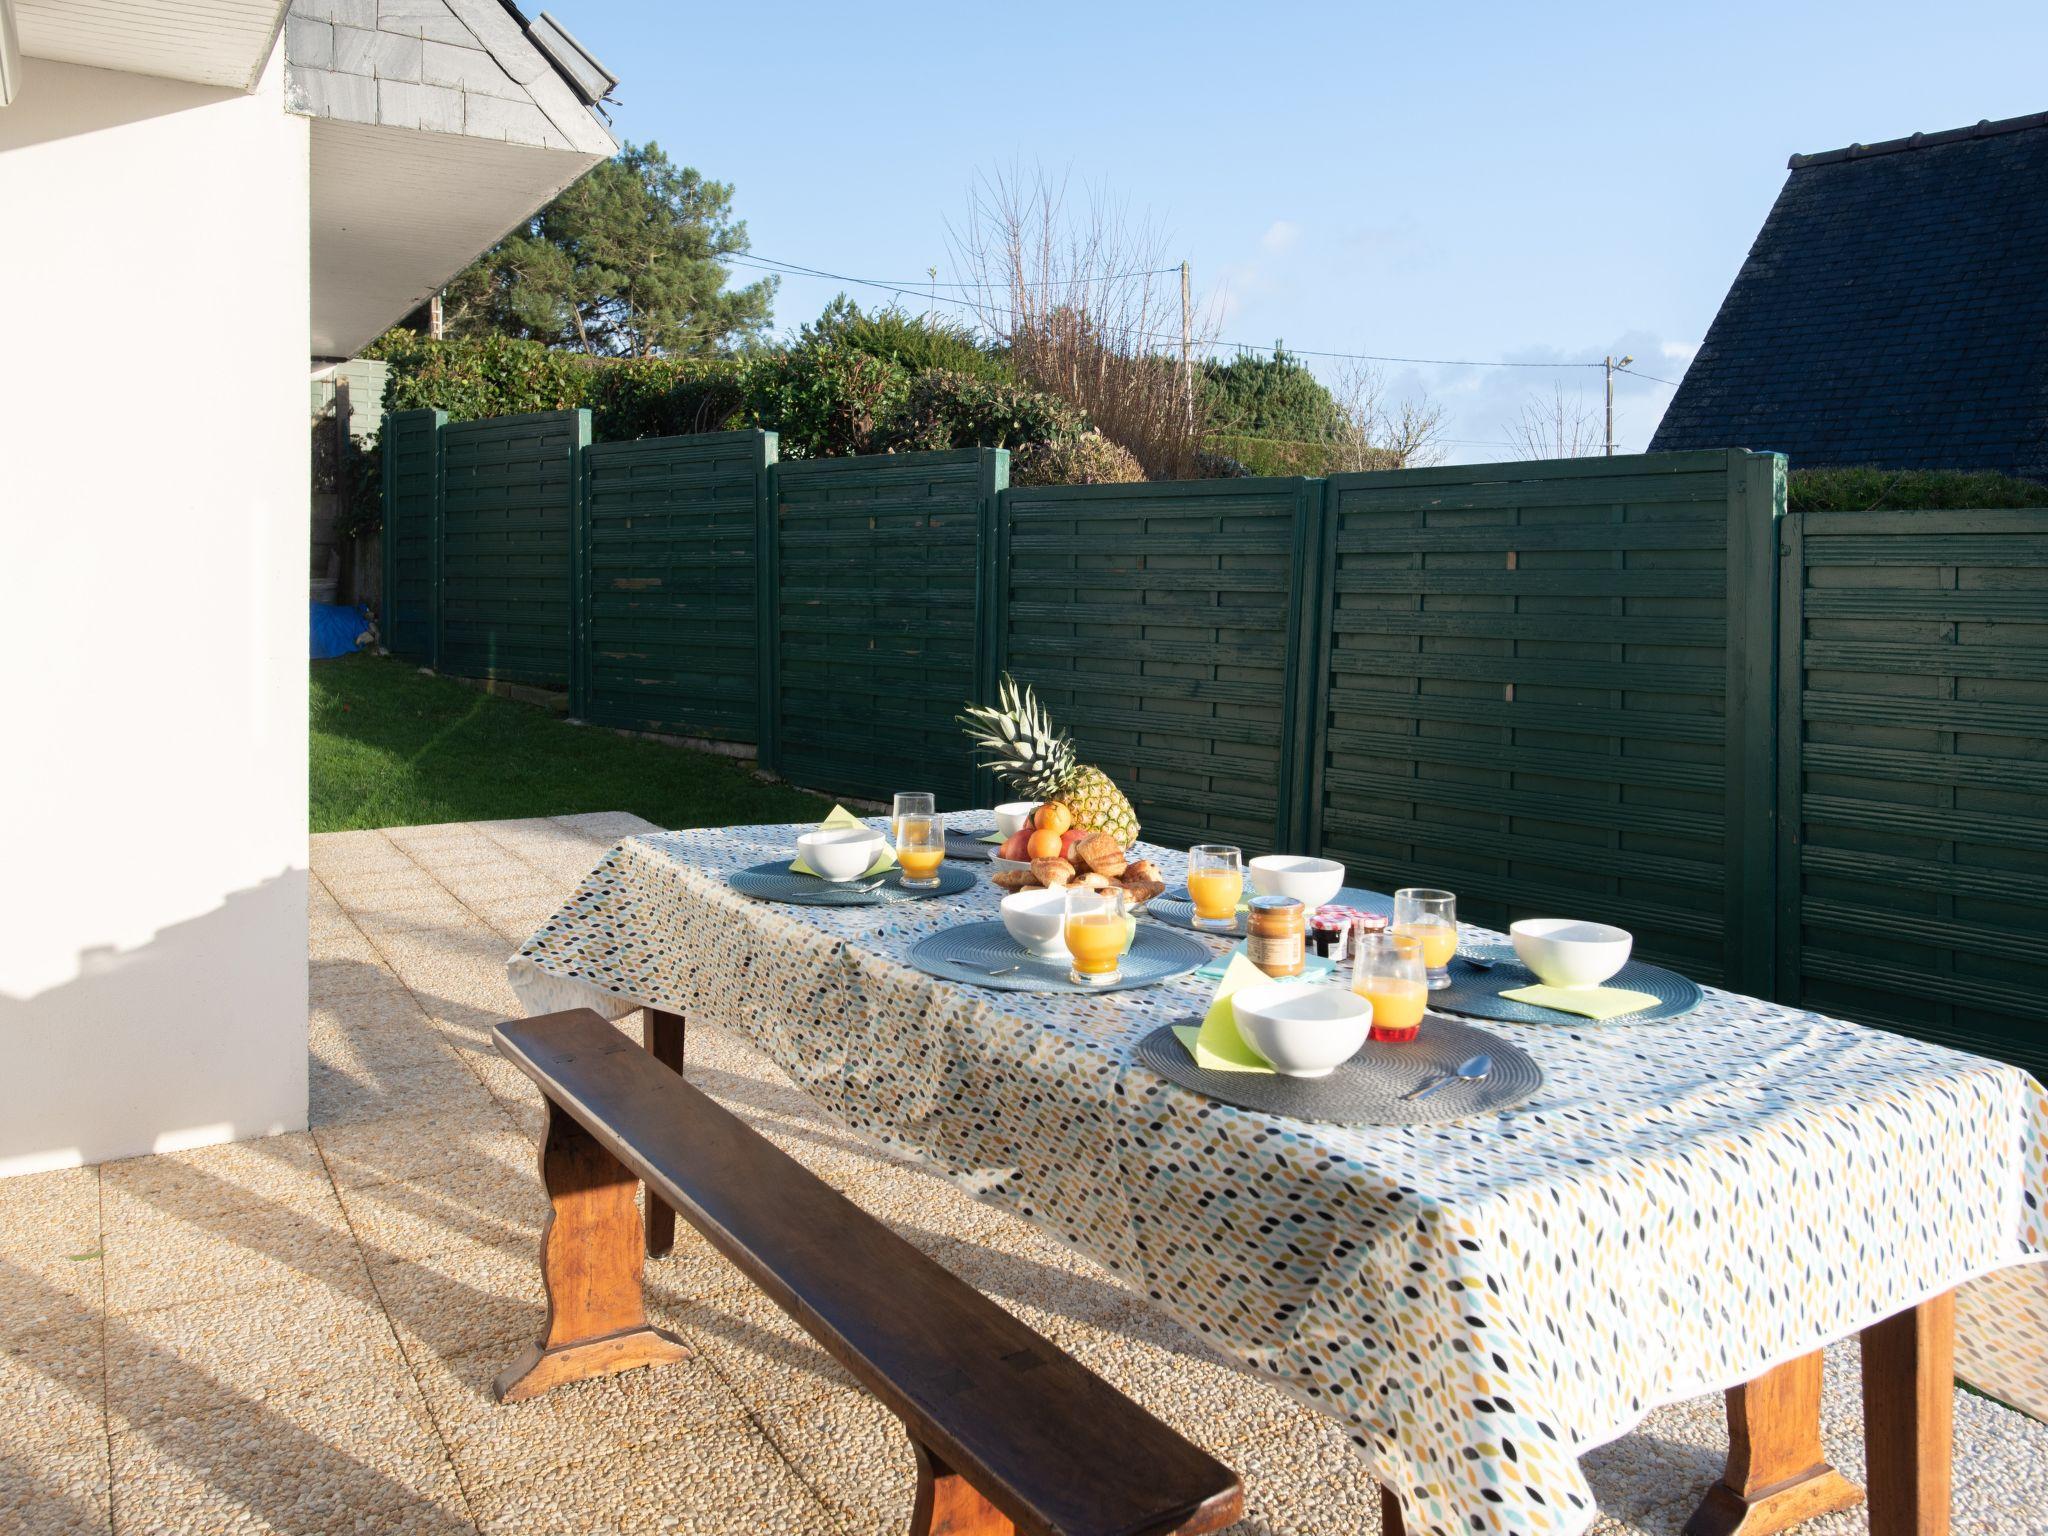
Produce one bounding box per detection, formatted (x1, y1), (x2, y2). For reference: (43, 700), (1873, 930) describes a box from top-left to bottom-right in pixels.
(1649, 111), (2048, 479)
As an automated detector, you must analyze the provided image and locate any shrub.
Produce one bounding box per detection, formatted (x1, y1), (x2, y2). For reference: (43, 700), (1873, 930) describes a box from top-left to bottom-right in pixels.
(1201, 347), (1350, 446)
(365, 329), (591, 418)
(1012, 430), (1143, 487)
(802, 298), (1012, 384)
(738, 346), (912, 458)
(1203, 432), (1401, 477)
(879, 369), (1086, 454)
(1788, 466), (2048, 511)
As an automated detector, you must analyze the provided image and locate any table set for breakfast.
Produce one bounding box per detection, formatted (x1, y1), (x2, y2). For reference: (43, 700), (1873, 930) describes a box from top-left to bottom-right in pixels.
(507, 800), (2048, 1536)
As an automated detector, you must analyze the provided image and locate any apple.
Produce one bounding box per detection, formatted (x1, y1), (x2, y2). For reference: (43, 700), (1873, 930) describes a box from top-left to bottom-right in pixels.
(1058, 828), (1088, 859)
(998, 830), (1033, 862)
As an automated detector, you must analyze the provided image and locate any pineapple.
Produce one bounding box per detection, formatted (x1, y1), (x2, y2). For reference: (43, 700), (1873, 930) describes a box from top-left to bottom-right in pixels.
(959, 675), (1141, 847)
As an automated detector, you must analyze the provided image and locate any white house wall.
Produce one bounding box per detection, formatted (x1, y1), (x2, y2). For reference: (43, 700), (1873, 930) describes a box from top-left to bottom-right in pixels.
(0, 46), (310, 1175)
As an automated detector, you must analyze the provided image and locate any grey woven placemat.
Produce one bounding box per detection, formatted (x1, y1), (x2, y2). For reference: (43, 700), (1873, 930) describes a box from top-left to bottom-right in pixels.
(945, 822), (1000, 862)
(725, 861), (977, 906)
(1133, 1013), (1542, 1126)
(1429, 943), (1701, 1025)
(1147, 884), (1394, 937)
(907, 920), (1208, 994)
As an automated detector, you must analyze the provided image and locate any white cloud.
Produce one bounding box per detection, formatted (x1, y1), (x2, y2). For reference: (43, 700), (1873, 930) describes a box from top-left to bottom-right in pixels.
(1660, 339), (1699, 362)
(1260, 219), (1302, 255)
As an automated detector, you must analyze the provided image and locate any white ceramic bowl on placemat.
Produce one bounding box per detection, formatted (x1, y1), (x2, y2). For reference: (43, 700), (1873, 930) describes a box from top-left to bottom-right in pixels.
(1510, 919), (1632, 987)
(796, 827), (885, 882)
(1000, 889), (1069, 956)
(1248, 855), (1346, 910)
(993, 801), (1041, 838)
(1230, 981), (1373, 1077)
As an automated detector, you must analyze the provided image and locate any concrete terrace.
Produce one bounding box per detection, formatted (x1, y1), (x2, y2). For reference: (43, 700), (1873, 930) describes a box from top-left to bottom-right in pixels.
(3, 813), (2043, 1535)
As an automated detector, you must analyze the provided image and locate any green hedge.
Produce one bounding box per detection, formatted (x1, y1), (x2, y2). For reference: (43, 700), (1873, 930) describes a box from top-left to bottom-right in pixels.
(1788, 466), (2048, 511)
(362, 331), (1096, 466)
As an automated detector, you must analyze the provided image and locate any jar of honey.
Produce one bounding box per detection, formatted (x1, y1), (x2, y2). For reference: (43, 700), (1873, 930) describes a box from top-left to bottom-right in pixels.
(1246, 895), (1306, 977)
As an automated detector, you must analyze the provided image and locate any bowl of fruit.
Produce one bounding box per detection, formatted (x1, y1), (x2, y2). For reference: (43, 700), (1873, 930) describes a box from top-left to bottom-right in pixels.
(963, 677), (1167, 911)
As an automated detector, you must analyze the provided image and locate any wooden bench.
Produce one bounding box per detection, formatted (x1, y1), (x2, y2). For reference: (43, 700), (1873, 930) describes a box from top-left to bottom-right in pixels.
(491, 1008), (1245, 1536)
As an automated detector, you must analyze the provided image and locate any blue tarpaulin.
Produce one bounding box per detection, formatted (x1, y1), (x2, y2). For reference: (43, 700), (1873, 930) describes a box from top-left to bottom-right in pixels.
(311, 602), (373, 659)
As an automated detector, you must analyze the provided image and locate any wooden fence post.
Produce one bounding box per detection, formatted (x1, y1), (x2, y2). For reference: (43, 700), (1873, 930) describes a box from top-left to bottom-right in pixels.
(755, 456), (781, 780)
(568, 409), (592, 719)
(1723, 449), (1786, 998)
(1287, 477), (1339, 855)
(972, 449), (1011, 808)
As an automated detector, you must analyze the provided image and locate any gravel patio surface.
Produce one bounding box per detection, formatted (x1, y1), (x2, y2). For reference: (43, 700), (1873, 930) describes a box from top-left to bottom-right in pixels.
(3, 811), (2042, 1535)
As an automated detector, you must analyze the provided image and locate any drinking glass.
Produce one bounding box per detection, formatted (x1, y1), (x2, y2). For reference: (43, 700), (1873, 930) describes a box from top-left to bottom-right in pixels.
(1186, 844), (1244, 932)
(1392, 888), (1458, 990)
(895, 809), (945, 889)
(1064, 886), (1129, 987)
(892, 792), (935, 844)
(1352, 930), (1429, 1042)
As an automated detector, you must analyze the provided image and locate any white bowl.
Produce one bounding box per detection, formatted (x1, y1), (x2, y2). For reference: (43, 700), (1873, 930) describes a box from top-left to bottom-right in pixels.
(993, 801), (1042, 838)
(1230, 982), (1372, 1078)
(1510, 918), (1633, 987)
(1000, 888), (1070, 956)
(1247, 855), (1346, 911)
(796, 827), (885, 882)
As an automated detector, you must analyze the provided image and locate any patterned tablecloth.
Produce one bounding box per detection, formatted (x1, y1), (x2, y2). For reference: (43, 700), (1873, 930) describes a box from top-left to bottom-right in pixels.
(507, 822), (2048, 1536)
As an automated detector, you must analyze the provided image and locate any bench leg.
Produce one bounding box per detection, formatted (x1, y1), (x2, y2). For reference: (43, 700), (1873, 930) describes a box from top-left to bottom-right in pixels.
(494, 1098), (690, 1402)
(1378, 1483), (1405, 1536)
(1861, 1290), (1953, 1536)
(909, 1443), (1015, 1536)
(1683, 1349), (1862, 1535)
(642, 1008), (686, 1258)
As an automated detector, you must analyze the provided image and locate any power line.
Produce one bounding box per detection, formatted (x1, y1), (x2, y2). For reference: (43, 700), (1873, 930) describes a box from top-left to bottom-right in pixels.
(729, 252), (1184, 294)
(722, 251), (1688, 387)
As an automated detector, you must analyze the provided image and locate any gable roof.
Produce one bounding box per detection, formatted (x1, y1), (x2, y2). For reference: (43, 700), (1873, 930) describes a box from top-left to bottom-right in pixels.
(1649, 111), (2048, 479)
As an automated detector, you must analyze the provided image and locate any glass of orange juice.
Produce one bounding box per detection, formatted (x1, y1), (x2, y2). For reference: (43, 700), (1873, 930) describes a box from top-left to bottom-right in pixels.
(1186, 844), (1244, 932)
(1064, 887), (1130, 986)
(1353, 930), (1429, 1042)
(892, 791), (934, 844)
(1393, 888), (1458, 990)
(895, 810), (945, 889)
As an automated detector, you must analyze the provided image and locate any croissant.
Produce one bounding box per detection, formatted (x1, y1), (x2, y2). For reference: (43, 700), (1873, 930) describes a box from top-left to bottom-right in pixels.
(1030, 857), (1076, 888)
(1071, 832), (1126, 879)
(992, 869), (1037, 892)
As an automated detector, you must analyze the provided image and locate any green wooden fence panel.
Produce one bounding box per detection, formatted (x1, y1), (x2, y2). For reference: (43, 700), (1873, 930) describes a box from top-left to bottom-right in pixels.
(437, 410), (587, 687)
(1001, 478), (1316, 852)
(1308, 450), (1782, 993)
(378, 408), (444, 662)
(1777, 506), (2048, 1080)
(579, 430), (777, 742)
(770, 450), (1005, 808)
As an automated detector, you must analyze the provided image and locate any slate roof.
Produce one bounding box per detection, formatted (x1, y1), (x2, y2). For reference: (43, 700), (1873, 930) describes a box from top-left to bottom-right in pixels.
(1649, 111), (2048, 479)
(285, 0), (616, 156)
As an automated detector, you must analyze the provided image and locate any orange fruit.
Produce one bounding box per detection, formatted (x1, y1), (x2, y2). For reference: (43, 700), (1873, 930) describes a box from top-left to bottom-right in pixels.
(1026, 827), (1065, 860)
(1035, 802), (1074, 835)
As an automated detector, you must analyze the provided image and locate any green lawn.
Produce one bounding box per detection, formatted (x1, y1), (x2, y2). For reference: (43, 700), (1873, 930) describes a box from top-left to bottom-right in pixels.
(311, 654), (830, 833)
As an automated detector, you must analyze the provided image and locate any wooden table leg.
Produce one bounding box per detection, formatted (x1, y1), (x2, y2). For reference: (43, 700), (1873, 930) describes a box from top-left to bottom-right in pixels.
(642, 1007), (684, 1258)
(1378, 1483), (1406, 1536)
(1684, 1350), (1863, 1536)
(1861, 1290), (1953, 1536)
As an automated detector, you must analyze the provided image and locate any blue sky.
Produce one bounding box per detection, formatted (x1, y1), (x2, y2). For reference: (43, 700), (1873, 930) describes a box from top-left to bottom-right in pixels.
(557, 1), (2036, 461)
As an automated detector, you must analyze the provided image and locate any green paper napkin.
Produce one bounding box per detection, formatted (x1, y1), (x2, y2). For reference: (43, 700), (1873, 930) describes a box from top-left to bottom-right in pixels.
(1171, 952), (1275, 1073)
(1195, 944), (1336, 984)
(1499, 983), (1657, 1020)
(790, 805), (898, 879)
(978, 832), (1005, 844)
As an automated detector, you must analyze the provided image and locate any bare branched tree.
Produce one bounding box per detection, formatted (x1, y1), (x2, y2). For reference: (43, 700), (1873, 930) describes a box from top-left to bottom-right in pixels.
(1510, 384), (1605, 460)
(1329, 361), (1448, 470)
(949, 167), (1216, 479)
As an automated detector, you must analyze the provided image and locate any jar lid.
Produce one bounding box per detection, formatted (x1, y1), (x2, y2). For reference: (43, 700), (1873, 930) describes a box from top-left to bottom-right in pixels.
(1247, 895), (1302, 913)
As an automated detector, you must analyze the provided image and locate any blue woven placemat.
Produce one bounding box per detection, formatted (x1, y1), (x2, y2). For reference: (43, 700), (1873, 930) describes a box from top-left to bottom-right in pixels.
(725, 861), (977, 907)
(906, 919), (1208, 994)
(1427, 943), (1702, 1025)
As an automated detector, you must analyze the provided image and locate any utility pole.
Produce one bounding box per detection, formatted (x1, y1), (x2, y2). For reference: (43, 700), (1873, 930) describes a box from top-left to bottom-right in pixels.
(1603, 354), (1633, 456)
(1180, 260), (1194, 429)
(927, 266), (938, 325)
